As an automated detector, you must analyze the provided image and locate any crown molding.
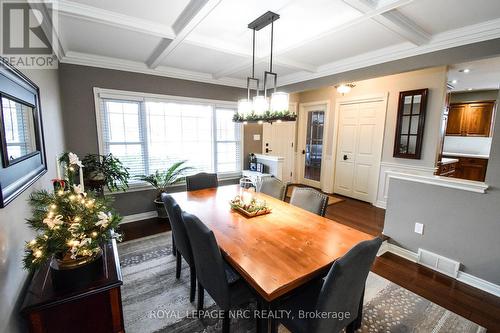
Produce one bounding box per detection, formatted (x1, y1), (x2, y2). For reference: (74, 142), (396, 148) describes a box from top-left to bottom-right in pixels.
(277, 17), (500, 87)
(60, 51), (247, 88)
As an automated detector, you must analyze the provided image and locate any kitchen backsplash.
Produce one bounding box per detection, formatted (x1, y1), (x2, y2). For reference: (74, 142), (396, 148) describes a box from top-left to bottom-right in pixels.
(443, 136), (492, 156)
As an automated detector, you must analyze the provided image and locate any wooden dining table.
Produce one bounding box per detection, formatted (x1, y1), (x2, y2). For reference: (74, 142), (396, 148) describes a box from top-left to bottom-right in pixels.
(171, 184), (374, 304)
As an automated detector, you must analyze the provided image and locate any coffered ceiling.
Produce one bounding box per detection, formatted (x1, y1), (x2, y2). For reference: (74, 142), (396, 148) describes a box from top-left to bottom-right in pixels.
(41, 0), (500, 89)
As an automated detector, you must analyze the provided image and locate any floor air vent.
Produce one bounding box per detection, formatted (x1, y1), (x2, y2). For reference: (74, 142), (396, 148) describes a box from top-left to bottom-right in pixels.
(417, 249), (460, 278)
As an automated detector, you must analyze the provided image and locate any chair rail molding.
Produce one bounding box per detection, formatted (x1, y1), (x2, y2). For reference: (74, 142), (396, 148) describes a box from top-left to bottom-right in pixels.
(375, 162), (437, 209)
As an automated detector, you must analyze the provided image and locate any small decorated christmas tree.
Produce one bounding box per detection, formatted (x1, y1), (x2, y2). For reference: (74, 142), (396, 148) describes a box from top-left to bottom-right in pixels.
(23, 152), (121, 271)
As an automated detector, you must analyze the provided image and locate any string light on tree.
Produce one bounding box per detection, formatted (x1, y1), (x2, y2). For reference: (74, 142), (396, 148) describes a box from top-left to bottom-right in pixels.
(22, 152), (122, 271)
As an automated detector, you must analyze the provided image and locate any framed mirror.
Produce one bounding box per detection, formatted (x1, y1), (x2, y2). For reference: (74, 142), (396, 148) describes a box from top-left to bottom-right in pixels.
(0, 61), (46, 207)
(393, 89), (428, 159)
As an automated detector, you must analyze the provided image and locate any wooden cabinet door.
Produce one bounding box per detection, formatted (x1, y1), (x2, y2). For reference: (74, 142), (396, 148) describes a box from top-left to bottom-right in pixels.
(446, 104), (466, 136)
(465, 102), (494, 136)
(457, 158), (488, 181)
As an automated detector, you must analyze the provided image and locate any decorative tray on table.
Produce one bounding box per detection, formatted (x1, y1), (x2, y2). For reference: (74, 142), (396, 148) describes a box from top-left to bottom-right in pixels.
(229, 195), (271, 218)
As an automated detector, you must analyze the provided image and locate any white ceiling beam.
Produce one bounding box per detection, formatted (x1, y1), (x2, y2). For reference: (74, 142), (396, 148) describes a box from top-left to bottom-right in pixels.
(213, 56), (317, 79)
(213, 0), (414, 80)
(342, 0), (430, 45)
(146, 0), (222, 69)
(55, 0), (175, 39)
(274, 58), (318, 73)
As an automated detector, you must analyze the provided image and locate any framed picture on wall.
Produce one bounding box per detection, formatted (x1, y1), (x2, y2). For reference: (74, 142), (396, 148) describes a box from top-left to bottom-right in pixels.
(393, 88), (428, 159)
(0, 61), (47, 207)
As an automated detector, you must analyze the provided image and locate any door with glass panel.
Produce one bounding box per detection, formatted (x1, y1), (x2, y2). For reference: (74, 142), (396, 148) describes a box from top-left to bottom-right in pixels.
(299, 104), (326, 187)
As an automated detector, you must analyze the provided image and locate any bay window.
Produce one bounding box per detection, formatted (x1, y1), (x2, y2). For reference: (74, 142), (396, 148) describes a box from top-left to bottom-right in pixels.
(95, 89), (241, 186)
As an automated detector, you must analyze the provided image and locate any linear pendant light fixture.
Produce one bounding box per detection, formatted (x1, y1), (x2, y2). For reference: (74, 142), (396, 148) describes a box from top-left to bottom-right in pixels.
(234, 11), (296, 124)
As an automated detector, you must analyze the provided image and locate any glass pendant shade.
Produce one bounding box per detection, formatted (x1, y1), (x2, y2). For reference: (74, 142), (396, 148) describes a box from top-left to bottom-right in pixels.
(238, 99), (252, 116)
(253, 95), (269, 115)
(270, 92), (289, 112)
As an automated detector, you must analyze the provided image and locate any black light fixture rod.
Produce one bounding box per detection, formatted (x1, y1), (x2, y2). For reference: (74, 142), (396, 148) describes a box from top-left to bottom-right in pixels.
(252, 28), (256, 78)
(270, 20), (274, 73)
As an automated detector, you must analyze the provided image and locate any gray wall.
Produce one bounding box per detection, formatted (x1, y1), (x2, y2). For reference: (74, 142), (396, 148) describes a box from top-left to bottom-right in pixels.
(384, 91), (500, 284)
(242, 123), (263, 167)
(0, 68), (66, 333)
(58, 63), (245, 215)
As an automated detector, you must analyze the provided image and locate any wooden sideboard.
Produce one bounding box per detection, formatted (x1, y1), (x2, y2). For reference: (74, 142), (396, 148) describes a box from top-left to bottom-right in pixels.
(21, 240), (124, 333)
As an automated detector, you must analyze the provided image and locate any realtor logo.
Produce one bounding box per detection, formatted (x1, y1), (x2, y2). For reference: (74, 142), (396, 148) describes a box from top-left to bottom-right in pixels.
(1, 1), (57, 68)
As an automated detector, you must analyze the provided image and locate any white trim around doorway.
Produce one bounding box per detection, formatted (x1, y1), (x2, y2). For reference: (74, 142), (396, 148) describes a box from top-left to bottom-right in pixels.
(297, 100), (332, 191)
(332, 93), (389, 204)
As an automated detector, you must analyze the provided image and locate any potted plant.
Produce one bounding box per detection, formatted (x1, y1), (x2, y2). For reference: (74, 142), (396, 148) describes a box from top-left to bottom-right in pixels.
(82, 153), (130, 195)
(136, 161), (192, 219)
(23, 152), (121, 288)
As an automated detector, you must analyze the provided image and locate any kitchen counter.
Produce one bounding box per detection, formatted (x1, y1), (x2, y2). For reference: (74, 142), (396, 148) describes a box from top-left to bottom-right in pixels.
(441, 157), (459, 165)
(442, 152), (489, 159)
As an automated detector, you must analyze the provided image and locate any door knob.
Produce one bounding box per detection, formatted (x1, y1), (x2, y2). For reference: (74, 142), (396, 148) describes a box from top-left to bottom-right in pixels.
(343, 154), (348, 161)
(265, 148), (272, 153)
(302, 150), (306, 155)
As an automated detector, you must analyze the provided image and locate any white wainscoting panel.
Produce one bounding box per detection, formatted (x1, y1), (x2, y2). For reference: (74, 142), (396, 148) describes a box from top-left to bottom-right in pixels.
(375, 162), (436, 209)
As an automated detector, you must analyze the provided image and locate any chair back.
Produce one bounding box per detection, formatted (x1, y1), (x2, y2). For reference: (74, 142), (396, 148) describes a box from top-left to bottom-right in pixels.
(186, 172), (218, 191)
(182, 211), (231, 309)
(311, 237), (382, 333)
(161, 193), (194, 265)
(290, 187), (328, 216)
(259, 177), (286, 201)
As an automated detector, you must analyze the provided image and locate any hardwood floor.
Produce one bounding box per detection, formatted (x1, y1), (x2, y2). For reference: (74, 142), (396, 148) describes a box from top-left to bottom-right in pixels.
(373, 252), (500, 332)
(119, 193), (500, 332)
(325, 194), (385, 236)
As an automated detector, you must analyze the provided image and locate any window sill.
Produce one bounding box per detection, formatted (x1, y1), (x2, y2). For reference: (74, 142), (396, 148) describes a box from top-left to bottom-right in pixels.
(104, 172), (243, 196)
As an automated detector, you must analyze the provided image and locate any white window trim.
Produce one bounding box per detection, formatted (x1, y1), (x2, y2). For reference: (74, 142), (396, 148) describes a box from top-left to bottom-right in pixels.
(93, 87), (243, 192)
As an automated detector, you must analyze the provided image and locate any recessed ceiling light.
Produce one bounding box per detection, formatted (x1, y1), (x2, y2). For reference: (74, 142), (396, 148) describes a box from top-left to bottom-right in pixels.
(459, 68), (471, 73)
(467, 88), (473, 91)
(451, 79), (458, 84)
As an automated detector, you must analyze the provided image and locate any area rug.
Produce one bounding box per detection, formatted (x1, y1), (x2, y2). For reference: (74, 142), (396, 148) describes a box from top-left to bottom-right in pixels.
(118, 232), (486, 333)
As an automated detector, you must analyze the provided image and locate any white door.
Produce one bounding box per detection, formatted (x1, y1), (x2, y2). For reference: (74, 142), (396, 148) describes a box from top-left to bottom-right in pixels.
(262, 103), (296, 183)
(298, 104), (326, 187)
(334, 100), (385, 203)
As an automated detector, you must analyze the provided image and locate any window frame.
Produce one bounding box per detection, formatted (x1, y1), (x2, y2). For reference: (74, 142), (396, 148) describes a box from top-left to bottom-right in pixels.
(93, 88), (243, 190)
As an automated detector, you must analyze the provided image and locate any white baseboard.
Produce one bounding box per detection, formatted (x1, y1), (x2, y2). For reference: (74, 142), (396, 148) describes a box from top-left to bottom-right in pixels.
(377, 241), (418, 262)
(374, 200), (387, 209)
(378, 241), (500, 297)
(457, 271), (500, 297)
(120, 210), (158, 224)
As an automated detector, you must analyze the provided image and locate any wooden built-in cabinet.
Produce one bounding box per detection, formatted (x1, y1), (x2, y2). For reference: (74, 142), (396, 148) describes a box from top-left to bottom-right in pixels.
(446, 102), (494, 137)
(437, 161), (458, 177)
(442, 155), (488, 182)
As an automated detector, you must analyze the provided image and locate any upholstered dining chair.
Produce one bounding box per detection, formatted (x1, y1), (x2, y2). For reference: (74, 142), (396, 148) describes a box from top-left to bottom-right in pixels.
(182, 211), (254, 333)
(289, 187), (329, 216)
(185, 172), (218, 191)
(271, 237), (382, 333)
(258, 177), (286, 201)
(161, 193), (197, 302)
